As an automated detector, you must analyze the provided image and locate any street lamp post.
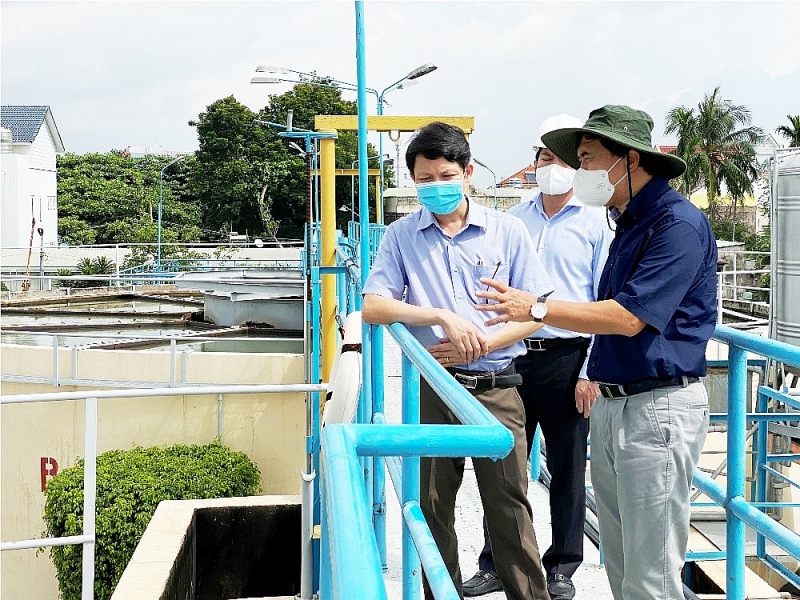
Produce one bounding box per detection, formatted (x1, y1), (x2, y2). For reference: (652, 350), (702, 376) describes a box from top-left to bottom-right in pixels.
(158, 155), (186, 271)
(252, 63), (437, 220)
(473, 158), (498, 210)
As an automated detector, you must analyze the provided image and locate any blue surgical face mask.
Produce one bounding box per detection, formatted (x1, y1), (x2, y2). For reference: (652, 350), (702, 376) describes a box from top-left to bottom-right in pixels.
(415, 179), (465, 215)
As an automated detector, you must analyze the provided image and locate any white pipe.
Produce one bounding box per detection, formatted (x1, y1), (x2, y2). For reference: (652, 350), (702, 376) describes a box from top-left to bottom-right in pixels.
(170, 339), (176, 387)
(1, 535), (93, 551)
(1, 383), (329, 404)
(300, 470), (316, 600)
(52, 335), (59, 387)
(81, 397), (98, 600)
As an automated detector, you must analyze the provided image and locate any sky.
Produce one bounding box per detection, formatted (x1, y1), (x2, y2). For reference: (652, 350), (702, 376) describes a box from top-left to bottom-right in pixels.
(2, 0), (798, 188)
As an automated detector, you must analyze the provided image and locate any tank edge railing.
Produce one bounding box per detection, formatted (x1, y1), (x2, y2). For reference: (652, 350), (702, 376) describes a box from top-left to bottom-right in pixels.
(689, 324), (800, 598)
(1, 331), (303, 389)
(0, 382), (328, 600)
(318, 322), (514, 600)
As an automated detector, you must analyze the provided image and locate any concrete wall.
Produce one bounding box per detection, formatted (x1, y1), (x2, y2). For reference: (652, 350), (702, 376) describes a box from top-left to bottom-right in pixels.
(1, 344), (307, 600)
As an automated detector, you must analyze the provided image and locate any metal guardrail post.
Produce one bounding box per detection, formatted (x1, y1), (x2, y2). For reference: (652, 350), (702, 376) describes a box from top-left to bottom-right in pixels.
(726, 345), (748, 600)
(169, 340), (176, 387)
(372, 323), (387, 571)
(401, 352), (421, 600)
(52, 335), (59, 386)
(81, 397), (98, 600)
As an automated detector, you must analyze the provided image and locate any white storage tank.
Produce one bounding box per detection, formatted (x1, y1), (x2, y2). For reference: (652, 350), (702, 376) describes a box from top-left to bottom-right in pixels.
(772, 150), (800, 346)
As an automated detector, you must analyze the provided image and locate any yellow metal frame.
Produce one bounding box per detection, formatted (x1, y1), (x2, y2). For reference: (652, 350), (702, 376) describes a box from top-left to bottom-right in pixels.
(315, 115), (475, 379)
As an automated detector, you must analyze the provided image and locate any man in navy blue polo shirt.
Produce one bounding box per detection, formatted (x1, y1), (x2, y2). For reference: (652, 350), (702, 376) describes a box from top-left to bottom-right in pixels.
(476, 105), (717, 600)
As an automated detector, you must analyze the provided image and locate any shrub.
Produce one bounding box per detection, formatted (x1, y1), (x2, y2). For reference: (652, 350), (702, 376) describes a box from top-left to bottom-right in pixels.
(42, 440), (261, 600)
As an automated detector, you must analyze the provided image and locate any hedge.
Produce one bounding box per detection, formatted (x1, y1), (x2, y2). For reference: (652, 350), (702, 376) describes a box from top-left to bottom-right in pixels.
(42, 440), (261, 600)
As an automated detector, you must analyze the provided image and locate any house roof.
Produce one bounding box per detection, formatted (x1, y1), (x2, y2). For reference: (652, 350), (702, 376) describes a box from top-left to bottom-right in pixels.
(500, 164), (537, 186)
(1, 105), (65, 151)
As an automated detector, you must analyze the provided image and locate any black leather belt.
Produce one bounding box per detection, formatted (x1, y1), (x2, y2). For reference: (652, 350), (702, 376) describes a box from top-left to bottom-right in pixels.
(524, 337), (589, 352)
(446, 364), (522, 390)
(598, 376), (700, 399)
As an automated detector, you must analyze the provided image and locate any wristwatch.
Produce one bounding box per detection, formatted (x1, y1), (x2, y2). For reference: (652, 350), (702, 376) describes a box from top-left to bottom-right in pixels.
(530, 295), (548, 323)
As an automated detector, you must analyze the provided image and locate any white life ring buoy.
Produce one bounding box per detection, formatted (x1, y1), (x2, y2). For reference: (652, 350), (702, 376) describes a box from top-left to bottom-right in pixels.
(322, 311), (362, 426)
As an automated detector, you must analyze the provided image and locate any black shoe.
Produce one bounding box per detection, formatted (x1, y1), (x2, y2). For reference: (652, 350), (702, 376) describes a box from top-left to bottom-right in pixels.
(547, 573), (576, 600)
(463, 569), (502, 596)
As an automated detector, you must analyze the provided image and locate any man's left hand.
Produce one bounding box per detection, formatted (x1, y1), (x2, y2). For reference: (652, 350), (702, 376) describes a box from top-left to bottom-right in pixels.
(475, 278), (537, 326)
(575, 378), (599, 418)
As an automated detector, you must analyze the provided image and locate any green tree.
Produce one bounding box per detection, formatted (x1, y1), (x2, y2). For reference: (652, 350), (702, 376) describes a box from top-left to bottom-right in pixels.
(775, 114), (800, 147)
(665, 86), (764, 223)
(189, 83), (381, 241)
(57, 152), (202, 246)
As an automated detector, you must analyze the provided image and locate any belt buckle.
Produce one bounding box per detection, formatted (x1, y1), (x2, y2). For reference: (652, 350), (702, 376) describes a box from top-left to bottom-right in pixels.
(454, 373), (478, 389)
(600, 383), (627, 398)
(526, 338), (545, 352)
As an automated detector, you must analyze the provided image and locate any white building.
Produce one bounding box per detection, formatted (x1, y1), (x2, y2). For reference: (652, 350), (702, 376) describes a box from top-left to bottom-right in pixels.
(1, 105), (65, 248)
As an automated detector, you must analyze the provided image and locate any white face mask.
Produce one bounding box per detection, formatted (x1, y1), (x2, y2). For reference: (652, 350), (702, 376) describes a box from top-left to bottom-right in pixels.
(535, 164), (574, 195)
(572, 157), (628, 208)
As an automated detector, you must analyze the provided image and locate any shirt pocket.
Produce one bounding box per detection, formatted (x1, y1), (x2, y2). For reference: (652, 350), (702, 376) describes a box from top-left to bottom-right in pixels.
(475, 263), (510, 285)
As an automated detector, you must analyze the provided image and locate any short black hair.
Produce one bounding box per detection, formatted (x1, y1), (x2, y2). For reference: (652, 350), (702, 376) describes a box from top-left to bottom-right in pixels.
(405, 122), (471, 175)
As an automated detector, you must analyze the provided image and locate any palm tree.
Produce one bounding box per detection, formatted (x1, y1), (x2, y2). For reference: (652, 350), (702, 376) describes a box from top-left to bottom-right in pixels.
(665, 86), (764, 223)
(776, 115), (800, 147)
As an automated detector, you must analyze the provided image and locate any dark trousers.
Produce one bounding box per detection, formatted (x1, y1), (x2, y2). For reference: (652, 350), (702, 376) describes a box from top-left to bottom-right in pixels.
(420, 377), (549, 600)
(478, 341), (590, 579)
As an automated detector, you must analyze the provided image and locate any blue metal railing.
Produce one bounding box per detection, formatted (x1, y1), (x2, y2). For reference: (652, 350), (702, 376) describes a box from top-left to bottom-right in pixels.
(686, 325), (800, 597)
(318, 322), (515, 600)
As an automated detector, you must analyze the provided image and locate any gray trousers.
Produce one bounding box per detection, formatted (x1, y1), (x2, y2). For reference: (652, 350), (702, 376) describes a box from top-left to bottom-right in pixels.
(420, 378), (550, 600)
(590, 381), (709, 600)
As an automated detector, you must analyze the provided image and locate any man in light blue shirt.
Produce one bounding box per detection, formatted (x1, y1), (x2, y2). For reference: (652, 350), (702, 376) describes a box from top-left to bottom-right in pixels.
(463, 115), (611, 600)
(363, 122), (553, 600)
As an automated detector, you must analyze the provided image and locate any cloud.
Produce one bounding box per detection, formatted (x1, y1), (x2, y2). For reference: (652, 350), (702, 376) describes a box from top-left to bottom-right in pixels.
(2, 1), (797, 188)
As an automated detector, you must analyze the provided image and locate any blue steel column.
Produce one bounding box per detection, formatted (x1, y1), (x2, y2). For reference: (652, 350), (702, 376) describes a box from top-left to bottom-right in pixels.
(755, 387), (768, 558)
(402, 353), (422, 600)
(373, 324), (388, 569)
(354, 0), (374, 532)
(727, 346), (747, 600)
(530, 426), (541, 481)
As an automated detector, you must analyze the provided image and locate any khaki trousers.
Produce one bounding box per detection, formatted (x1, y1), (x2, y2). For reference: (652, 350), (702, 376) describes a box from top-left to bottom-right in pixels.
(590, 381), (710, 600)
(420, 378), (550, 600)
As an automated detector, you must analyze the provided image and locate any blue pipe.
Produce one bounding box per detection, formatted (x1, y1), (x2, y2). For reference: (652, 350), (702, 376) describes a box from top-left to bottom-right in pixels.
(401, 353), (421, 600)
(372, 324), (388, 570)
(321, 425), (387, 599)
(381, 452), (459, 600)
(355, 0), (374, 532)
(387, 324), (499, 426)
(726, 346), (747, 600)
(755, 388), (768, 559)
(530, 425), (541, 481)
(694, 470), (800, 557)
(715, 324), (800, 367)
(349, 425), (512, 459)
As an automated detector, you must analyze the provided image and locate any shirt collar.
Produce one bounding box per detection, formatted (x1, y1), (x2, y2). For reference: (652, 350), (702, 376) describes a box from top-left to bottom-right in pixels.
(534, 192), (582, 219)
(614, 176), (674, 227)
(417, 196), (487, 233)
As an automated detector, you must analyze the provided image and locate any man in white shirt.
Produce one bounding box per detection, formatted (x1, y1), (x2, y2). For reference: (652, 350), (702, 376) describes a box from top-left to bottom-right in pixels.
(464, 115), (611, 600)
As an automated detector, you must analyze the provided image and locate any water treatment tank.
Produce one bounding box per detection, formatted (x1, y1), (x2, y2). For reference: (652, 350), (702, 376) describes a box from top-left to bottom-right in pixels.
(772, 150), (800, 346)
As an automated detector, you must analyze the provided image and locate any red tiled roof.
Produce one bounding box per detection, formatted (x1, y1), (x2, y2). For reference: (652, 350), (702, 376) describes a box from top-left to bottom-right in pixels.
(656, 145), (678, 154)
(500, 164), (536, 186)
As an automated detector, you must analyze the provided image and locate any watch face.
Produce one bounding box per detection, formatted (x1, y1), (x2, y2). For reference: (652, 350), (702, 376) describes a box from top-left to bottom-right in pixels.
(531, 302), (547, 319)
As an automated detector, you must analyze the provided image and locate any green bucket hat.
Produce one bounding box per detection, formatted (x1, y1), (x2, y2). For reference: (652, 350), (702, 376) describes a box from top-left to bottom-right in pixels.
(540, 104), (686, 179)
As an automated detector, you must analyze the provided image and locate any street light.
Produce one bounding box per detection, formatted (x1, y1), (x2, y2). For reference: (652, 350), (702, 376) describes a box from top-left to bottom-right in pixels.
(473, 158), (498, 210)
(252, 63), (438, 219)
(158, 155), (186, 270)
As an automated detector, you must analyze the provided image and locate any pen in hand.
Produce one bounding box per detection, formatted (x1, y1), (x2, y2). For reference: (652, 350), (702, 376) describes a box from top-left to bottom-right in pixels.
(485, 261), (501, 303)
